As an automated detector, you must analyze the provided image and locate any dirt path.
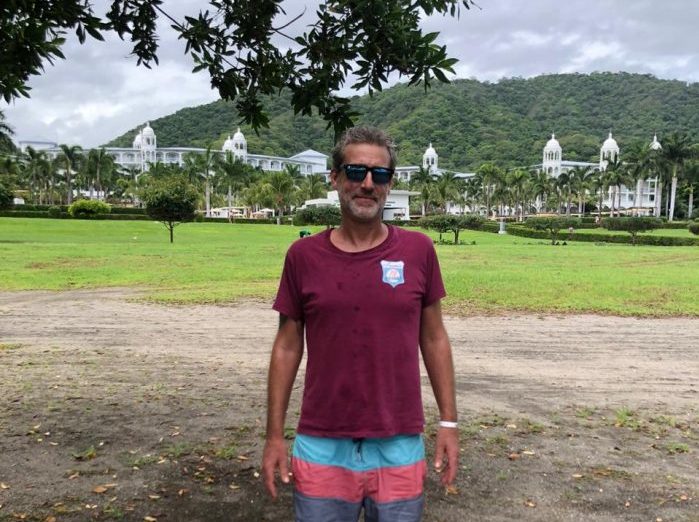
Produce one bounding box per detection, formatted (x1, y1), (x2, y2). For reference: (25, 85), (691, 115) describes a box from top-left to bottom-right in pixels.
(1, 290), (697, 521)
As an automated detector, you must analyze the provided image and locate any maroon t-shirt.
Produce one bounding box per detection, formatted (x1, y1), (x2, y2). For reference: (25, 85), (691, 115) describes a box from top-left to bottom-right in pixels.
(273, 225), (446, 438)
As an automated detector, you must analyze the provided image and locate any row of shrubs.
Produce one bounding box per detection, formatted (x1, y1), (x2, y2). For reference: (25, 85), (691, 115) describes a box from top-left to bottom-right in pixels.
(12, 203), (146, 215)
(506, 224), (699, 246)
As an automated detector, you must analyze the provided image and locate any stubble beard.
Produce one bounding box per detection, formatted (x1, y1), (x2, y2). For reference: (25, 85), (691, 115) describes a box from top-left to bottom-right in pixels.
(342, 194), (384, 222)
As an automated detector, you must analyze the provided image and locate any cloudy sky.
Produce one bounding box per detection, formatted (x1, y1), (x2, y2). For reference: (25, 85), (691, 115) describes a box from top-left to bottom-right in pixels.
(5, 0), (699, 147)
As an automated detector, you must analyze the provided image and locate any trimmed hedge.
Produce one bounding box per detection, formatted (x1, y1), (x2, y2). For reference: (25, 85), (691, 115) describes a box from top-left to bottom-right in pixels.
(689, 222), (699, 236)
(68, 199), (111, 218)
(504, 223), (699, 246)
(658, 220), (692, 229)
(0, 210), (150, 220)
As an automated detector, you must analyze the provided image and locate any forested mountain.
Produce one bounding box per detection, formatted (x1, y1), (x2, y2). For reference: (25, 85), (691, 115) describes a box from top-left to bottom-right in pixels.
(106, 72), (699, 171)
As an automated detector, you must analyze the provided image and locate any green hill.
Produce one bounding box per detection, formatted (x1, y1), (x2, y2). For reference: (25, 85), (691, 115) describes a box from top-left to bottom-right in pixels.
(106, 72), (699, 170)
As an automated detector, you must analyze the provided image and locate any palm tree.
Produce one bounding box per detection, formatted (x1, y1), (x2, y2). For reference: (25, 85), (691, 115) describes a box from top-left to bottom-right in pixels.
(622, 142), (652, 216)
(661, 132), (694, 221)
(588, 169), (607, 222)
(567, 165), (593, 216)
(215, 151), (253, 208)
(22, 146), (46, 203)
(683, 159), (699, 219)
(85, 148), (115, 200)
(507, 168), (529, 221)
(183, 147), (216, 216)
(603, 157), (628, 217)
(0, 110), (14, 153)
(529, 170), (553, 214)
(409, 165), (434, 216)
(57, 144), (83, 204)
(463, 177), (482, 215)
(432, 171), (460, 213)
(298, 173), (328, 202)
(263, 171), (298, 224)
(555, 171), (573, 216)
(476, 163), (503, 218)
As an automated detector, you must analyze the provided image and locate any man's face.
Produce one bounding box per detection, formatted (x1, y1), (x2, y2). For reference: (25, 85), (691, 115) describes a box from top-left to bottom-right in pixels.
(330, 143), (393, 223)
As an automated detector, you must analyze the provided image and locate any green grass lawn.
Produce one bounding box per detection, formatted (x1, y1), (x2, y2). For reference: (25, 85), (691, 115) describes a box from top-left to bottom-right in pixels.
(2, 218), (699, 316)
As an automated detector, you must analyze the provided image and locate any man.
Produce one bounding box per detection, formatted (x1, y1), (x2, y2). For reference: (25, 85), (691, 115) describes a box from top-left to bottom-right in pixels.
(262, 126), (458, 522)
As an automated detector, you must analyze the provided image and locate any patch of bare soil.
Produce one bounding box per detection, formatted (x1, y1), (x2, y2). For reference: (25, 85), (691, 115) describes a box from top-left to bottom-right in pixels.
(0, 289), (697, 521)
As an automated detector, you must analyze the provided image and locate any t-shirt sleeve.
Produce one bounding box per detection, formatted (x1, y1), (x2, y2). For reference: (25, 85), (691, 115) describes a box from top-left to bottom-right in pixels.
(423, 239), (446, 307)
(273, 248), (304, 321)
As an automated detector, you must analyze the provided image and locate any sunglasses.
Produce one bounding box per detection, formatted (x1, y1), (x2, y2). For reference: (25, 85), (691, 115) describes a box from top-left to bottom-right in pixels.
(341, 164), (394, 185)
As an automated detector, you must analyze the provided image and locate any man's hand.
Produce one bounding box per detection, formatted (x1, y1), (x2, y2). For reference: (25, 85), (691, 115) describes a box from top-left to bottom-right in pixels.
(433, 426), (459, 486)
(262, 437), (291, 499)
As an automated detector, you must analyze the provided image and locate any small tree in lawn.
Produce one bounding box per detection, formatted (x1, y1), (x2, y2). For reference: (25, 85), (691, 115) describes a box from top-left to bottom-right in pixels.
(526, 216), (581, 245)
(421, 214), (484, 244)
(689, 221), (699, 236)
(143, 176), (197, 243)
(603, 217), (662, 245)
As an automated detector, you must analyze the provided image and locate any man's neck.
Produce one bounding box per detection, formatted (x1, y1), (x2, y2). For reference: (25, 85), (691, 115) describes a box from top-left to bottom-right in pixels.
(330, 220), (389, 253)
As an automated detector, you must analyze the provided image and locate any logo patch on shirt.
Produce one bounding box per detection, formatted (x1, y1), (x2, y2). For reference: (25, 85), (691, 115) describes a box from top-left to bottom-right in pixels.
(380, 260), (405, 288)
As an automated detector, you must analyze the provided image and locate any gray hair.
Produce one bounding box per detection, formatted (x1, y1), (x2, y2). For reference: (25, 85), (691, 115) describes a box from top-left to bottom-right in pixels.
(331, 126), (397, 171)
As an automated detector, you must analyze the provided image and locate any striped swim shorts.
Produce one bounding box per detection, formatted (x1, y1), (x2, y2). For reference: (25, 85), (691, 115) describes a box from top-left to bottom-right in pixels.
(292, 433), (426, 522)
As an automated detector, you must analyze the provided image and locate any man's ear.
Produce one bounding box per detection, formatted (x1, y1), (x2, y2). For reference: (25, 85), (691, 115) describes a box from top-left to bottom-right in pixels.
(330, 170), (339, 189)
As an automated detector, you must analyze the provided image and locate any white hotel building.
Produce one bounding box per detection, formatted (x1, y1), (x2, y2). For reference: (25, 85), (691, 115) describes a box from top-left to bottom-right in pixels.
(536, 132), (663, 215)
(19, 123), (329, 176)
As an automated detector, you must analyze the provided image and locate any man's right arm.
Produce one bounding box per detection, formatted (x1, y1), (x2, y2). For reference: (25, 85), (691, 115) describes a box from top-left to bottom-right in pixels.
(262, 314), (304, 499)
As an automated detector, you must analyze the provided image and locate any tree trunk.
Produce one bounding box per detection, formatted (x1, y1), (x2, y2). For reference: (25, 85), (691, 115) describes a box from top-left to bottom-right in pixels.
(227, 185), (232, 208)
(669, 174), (678, 221)
(169, 224), (174, 243)
(635, 178), (643, 216)
(655, 176), (662, 217)
(688, 186), (694, 219)
(205, 181), (211, 217)
(66, 168), (73, 204)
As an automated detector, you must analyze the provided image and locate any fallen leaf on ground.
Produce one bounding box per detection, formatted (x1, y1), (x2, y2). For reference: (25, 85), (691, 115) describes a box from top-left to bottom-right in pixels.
(144, 517), (157, 522)
(177, 489), (189, 497)
(148, 494), (160, 500)
(229, 484), (240, 490)
(508, 452), (520, 460)
(44, 517), (56, 522)
(524, 499), (536, 508)
(572, 474), (584, 479)
(0, 483), (9, 489)
(445, 485), (459, 495)
(93, 483), (117, 494)
(237, 455), (249, 461)
(522, 450), (535, 455)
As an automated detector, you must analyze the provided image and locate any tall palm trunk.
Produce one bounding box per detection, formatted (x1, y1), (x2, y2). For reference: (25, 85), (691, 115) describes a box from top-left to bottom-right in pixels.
(205, 180), (211, 217)
(635, 179), (643, 216)
(669, 171), (678, 221)
(654, 177), (662, 217)
(688, 186), (694, 219)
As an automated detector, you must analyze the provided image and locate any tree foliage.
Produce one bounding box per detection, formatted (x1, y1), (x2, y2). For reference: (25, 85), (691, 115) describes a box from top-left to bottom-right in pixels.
(602, 217), (662, 245)
(0, 181), (13, 209)
(525, 216), (581, 245)
(142, 175), (198, 243)
(68, 198), (111, 218)
(420, 213), (483, 244)
(2, 0), (475, 134)
(689, 221), (699, 236)
(293, 205), (341, 228)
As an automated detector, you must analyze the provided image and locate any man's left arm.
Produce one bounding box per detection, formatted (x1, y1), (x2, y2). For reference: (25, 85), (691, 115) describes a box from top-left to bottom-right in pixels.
(419, 299), (458, 486)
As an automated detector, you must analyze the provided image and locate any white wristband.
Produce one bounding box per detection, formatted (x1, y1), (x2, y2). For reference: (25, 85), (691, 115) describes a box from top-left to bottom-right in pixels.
(439, 420), (458, 429)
